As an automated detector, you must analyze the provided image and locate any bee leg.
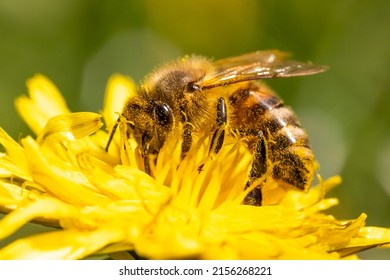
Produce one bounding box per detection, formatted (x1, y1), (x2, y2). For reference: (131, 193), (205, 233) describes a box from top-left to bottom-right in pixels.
(197, 98), (227, 173)
(181, 123), (193, 160)
(244, 131), (267, 206)
(209, 97), (227, 155)
(141, 134), (152, 175)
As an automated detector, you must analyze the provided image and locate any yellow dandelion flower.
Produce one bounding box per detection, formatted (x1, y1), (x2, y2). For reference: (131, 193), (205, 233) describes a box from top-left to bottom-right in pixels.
(0, 74), (389, 260)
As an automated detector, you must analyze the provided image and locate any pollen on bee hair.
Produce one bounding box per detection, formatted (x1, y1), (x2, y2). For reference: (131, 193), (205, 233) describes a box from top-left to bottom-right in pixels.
(105, 51), (326, 205)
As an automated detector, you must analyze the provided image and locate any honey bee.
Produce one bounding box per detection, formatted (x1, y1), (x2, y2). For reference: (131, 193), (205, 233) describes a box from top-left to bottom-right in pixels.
(106, 50), (327, 206)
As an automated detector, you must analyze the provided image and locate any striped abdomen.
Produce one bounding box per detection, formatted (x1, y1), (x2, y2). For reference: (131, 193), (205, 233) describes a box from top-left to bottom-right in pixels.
(228, 81), (316, 191)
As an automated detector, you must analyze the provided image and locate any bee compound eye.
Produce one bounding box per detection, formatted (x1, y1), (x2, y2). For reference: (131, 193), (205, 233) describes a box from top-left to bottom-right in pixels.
(153, 102), (173, 126)
(185, 82), (201, 93)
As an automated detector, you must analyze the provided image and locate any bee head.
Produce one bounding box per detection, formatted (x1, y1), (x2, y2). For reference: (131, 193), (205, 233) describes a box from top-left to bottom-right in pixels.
(122, 97), (174, 154)
(121, 56), (210, 155)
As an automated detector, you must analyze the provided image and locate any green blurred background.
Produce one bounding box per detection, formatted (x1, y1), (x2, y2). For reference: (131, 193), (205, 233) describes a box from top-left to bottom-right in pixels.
(0, 0), (389, 259)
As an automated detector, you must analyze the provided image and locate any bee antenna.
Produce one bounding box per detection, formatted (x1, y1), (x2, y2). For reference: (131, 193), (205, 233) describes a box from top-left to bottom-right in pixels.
(105, 119), (119, 152)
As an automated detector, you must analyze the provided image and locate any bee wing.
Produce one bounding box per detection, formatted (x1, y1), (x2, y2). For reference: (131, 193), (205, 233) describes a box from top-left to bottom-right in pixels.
(212, 50), (291, 68)
(200, 50), (328, 89)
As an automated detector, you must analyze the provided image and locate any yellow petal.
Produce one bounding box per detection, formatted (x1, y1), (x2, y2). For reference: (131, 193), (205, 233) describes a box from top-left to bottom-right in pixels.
(15, 74), (71, 134)
(0, 197), (76, 240)
(103, 74), (137, 127)
(0, 181), (26, 211)
(333, 226), (390, 257)
(22, 136), (111, 206)
(37, 112), (102, 144)
(0, 227), (125, 260)
(0, 128), (30, 179)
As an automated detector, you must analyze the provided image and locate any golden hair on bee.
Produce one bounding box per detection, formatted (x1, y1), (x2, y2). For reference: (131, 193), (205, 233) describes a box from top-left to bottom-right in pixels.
(106, 50), (327, 206)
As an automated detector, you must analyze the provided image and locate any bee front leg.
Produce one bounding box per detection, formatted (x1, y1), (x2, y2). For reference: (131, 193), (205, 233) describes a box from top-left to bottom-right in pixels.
(209, 97), (227, 155)
(244, 131), (267, 206)
(181, 123), (193, 160)
(141, 133), (152, 175)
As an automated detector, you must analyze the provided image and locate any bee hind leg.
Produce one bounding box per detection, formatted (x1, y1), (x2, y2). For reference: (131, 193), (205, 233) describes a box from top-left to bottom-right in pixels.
(209, 97), (227, 155)
(244, 131), (267, 206)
